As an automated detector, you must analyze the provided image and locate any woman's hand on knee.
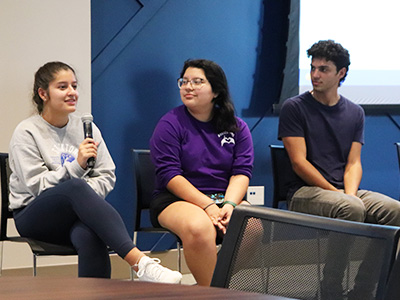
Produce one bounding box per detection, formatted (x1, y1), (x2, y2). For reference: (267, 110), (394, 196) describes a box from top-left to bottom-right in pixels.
(204, 204), (220, 225)
(219, 205), (234, 228)
(204, 204), (226, 233)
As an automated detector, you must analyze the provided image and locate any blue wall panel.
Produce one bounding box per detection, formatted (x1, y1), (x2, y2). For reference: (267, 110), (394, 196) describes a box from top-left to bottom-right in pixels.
(91, 0), (143, 60)
(362, 116), (399, 198)
(91, 0), (400, 249)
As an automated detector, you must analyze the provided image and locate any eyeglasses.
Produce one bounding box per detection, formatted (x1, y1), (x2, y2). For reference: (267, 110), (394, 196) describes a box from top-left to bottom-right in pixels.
(177, 78), (207, 89)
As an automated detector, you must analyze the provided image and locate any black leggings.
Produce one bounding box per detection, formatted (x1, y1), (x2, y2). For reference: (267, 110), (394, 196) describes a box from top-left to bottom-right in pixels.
(13, 178), (134, 278)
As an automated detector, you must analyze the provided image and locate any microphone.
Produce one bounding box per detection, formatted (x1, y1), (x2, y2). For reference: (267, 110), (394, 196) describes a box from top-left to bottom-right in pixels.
(81, 113), (95, 168)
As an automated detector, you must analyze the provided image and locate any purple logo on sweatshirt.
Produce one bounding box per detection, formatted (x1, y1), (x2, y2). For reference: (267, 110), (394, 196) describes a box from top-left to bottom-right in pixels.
(218, 131), (235, 147)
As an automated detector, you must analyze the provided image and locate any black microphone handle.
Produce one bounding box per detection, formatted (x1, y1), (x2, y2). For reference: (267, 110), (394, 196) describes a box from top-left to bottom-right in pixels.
(87, 157), (95, 168)
(83, 122), (93, 139)
(83, 121), (95, 168)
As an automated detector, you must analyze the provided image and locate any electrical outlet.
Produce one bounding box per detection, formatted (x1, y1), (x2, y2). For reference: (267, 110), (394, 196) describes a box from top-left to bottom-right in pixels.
(247, 186), (264, 205)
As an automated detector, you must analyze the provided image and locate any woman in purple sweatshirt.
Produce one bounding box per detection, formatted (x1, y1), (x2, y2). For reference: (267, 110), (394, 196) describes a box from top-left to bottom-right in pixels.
(150, 59), (254, 286)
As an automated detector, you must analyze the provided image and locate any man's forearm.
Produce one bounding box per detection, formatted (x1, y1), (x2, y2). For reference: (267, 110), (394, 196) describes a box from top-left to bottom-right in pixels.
(344, 162), (362, 196)
(292, 159), (338, 191)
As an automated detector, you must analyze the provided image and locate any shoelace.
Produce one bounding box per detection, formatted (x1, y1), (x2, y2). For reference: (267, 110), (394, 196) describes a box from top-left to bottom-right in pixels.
(136, 258), (162, 279)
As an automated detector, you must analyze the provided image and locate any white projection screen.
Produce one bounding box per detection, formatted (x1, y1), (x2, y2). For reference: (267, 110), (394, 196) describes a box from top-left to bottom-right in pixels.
(299, 0), (400, 111)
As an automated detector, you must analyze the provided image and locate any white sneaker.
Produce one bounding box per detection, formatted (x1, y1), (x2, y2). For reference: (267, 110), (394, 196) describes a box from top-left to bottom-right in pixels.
(136, 256), (182, 284)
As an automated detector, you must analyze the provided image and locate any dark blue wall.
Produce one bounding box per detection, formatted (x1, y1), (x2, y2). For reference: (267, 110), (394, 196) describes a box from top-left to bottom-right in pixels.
(91, 0), (400, 249)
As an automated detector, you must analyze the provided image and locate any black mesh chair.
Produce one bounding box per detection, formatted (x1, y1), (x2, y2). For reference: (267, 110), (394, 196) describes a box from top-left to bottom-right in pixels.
(131, 149), (182, 276)
(0, 152), (77, 276)
(395, 142), (400, 172)
(211, 205), (400, 300)
(384, 252), (400, 300)
(269, 145), (300, 209)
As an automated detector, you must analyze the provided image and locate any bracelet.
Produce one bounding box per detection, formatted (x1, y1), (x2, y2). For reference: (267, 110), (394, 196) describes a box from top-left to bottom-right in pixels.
(222, 200), (237, 208)
(203, 202), (216, 210)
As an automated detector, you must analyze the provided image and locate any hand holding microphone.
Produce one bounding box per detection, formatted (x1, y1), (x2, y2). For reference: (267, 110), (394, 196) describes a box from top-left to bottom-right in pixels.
(81, 113), (96, 169)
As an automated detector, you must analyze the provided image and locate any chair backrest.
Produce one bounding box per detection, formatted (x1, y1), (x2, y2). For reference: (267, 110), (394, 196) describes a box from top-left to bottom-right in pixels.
(0, 153), (12, 241)
(385, 251), (400, 300)
(395, 142), (400, 172)
(211, 205), (400, 300)
(131, 149), (156, 231)
(269, 145), (299, 208)
(0, 152), (77, 267)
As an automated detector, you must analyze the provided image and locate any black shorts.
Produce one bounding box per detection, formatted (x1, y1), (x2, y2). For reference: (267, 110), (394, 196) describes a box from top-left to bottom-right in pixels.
(150, 190), (248, 228)
(150, 191), (185, 228)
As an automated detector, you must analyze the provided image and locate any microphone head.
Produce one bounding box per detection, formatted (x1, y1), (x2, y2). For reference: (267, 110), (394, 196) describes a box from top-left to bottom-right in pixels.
(81, 113), (93, 123)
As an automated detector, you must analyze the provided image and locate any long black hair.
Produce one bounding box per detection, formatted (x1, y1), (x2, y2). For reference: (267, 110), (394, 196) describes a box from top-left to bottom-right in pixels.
(180, 59), (238, 133)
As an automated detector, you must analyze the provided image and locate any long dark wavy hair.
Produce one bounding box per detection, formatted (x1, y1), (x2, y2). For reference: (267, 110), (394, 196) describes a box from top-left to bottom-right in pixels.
(32, 61), (76, 114)
(180, 59), (238, 133)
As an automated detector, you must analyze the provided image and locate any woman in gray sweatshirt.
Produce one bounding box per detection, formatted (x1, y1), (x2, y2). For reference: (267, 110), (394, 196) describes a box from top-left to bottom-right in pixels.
(8, 61), (181, 283)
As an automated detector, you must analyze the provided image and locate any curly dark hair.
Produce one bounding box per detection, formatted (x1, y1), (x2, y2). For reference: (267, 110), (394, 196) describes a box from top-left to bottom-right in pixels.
(32, 61), (76, 114)
(180, 59), (238, 133)
(307, 40), (350, 86)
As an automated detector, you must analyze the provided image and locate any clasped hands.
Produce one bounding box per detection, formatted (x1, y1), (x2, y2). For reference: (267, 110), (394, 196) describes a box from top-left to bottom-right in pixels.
(204, 203), (234, 235)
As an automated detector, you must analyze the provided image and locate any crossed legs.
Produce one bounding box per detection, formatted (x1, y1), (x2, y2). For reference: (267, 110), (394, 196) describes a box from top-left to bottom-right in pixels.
(14, 179), (142, 278)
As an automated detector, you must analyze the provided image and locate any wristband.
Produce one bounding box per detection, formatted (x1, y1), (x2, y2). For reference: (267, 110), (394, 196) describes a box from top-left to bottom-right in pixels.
(222, 200), (237, 208)
(203, 202), (216, 210)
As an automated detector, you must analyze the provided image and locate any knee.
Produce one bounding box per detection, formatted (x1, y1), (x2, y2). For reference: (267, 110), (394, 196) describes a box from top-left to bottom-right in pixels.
(181, 220), (216, 246)
(63, 179), (96, 202)
(336, 197), (366, 222)
(382, 210), (400, 226)
(68, 178), (90, 191)
(378, 201), (400, 226)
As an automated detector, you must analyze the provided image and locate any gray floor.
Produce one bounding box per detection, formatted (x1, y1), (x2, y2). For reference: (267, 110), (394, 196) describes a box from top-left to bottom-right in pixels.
(181, 273), (196, 285)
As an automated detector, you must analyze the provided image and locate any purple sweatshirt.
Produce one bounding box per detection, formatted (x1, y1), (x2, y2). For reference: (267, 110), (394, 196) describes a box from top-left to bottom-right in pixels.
(150, 105), (254, 196)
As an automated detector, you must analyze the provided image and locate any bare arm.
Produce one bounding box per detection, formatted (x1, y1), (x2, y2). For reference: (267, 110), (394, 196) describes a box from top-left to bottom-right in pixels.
(343, 142), (362, 196)
(166, 175), (213, 209)
(218, 174), (250, 231)
(224, 174), (249, 206)
(282, 136), (338, 191)
(166, 175), (222, 229)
